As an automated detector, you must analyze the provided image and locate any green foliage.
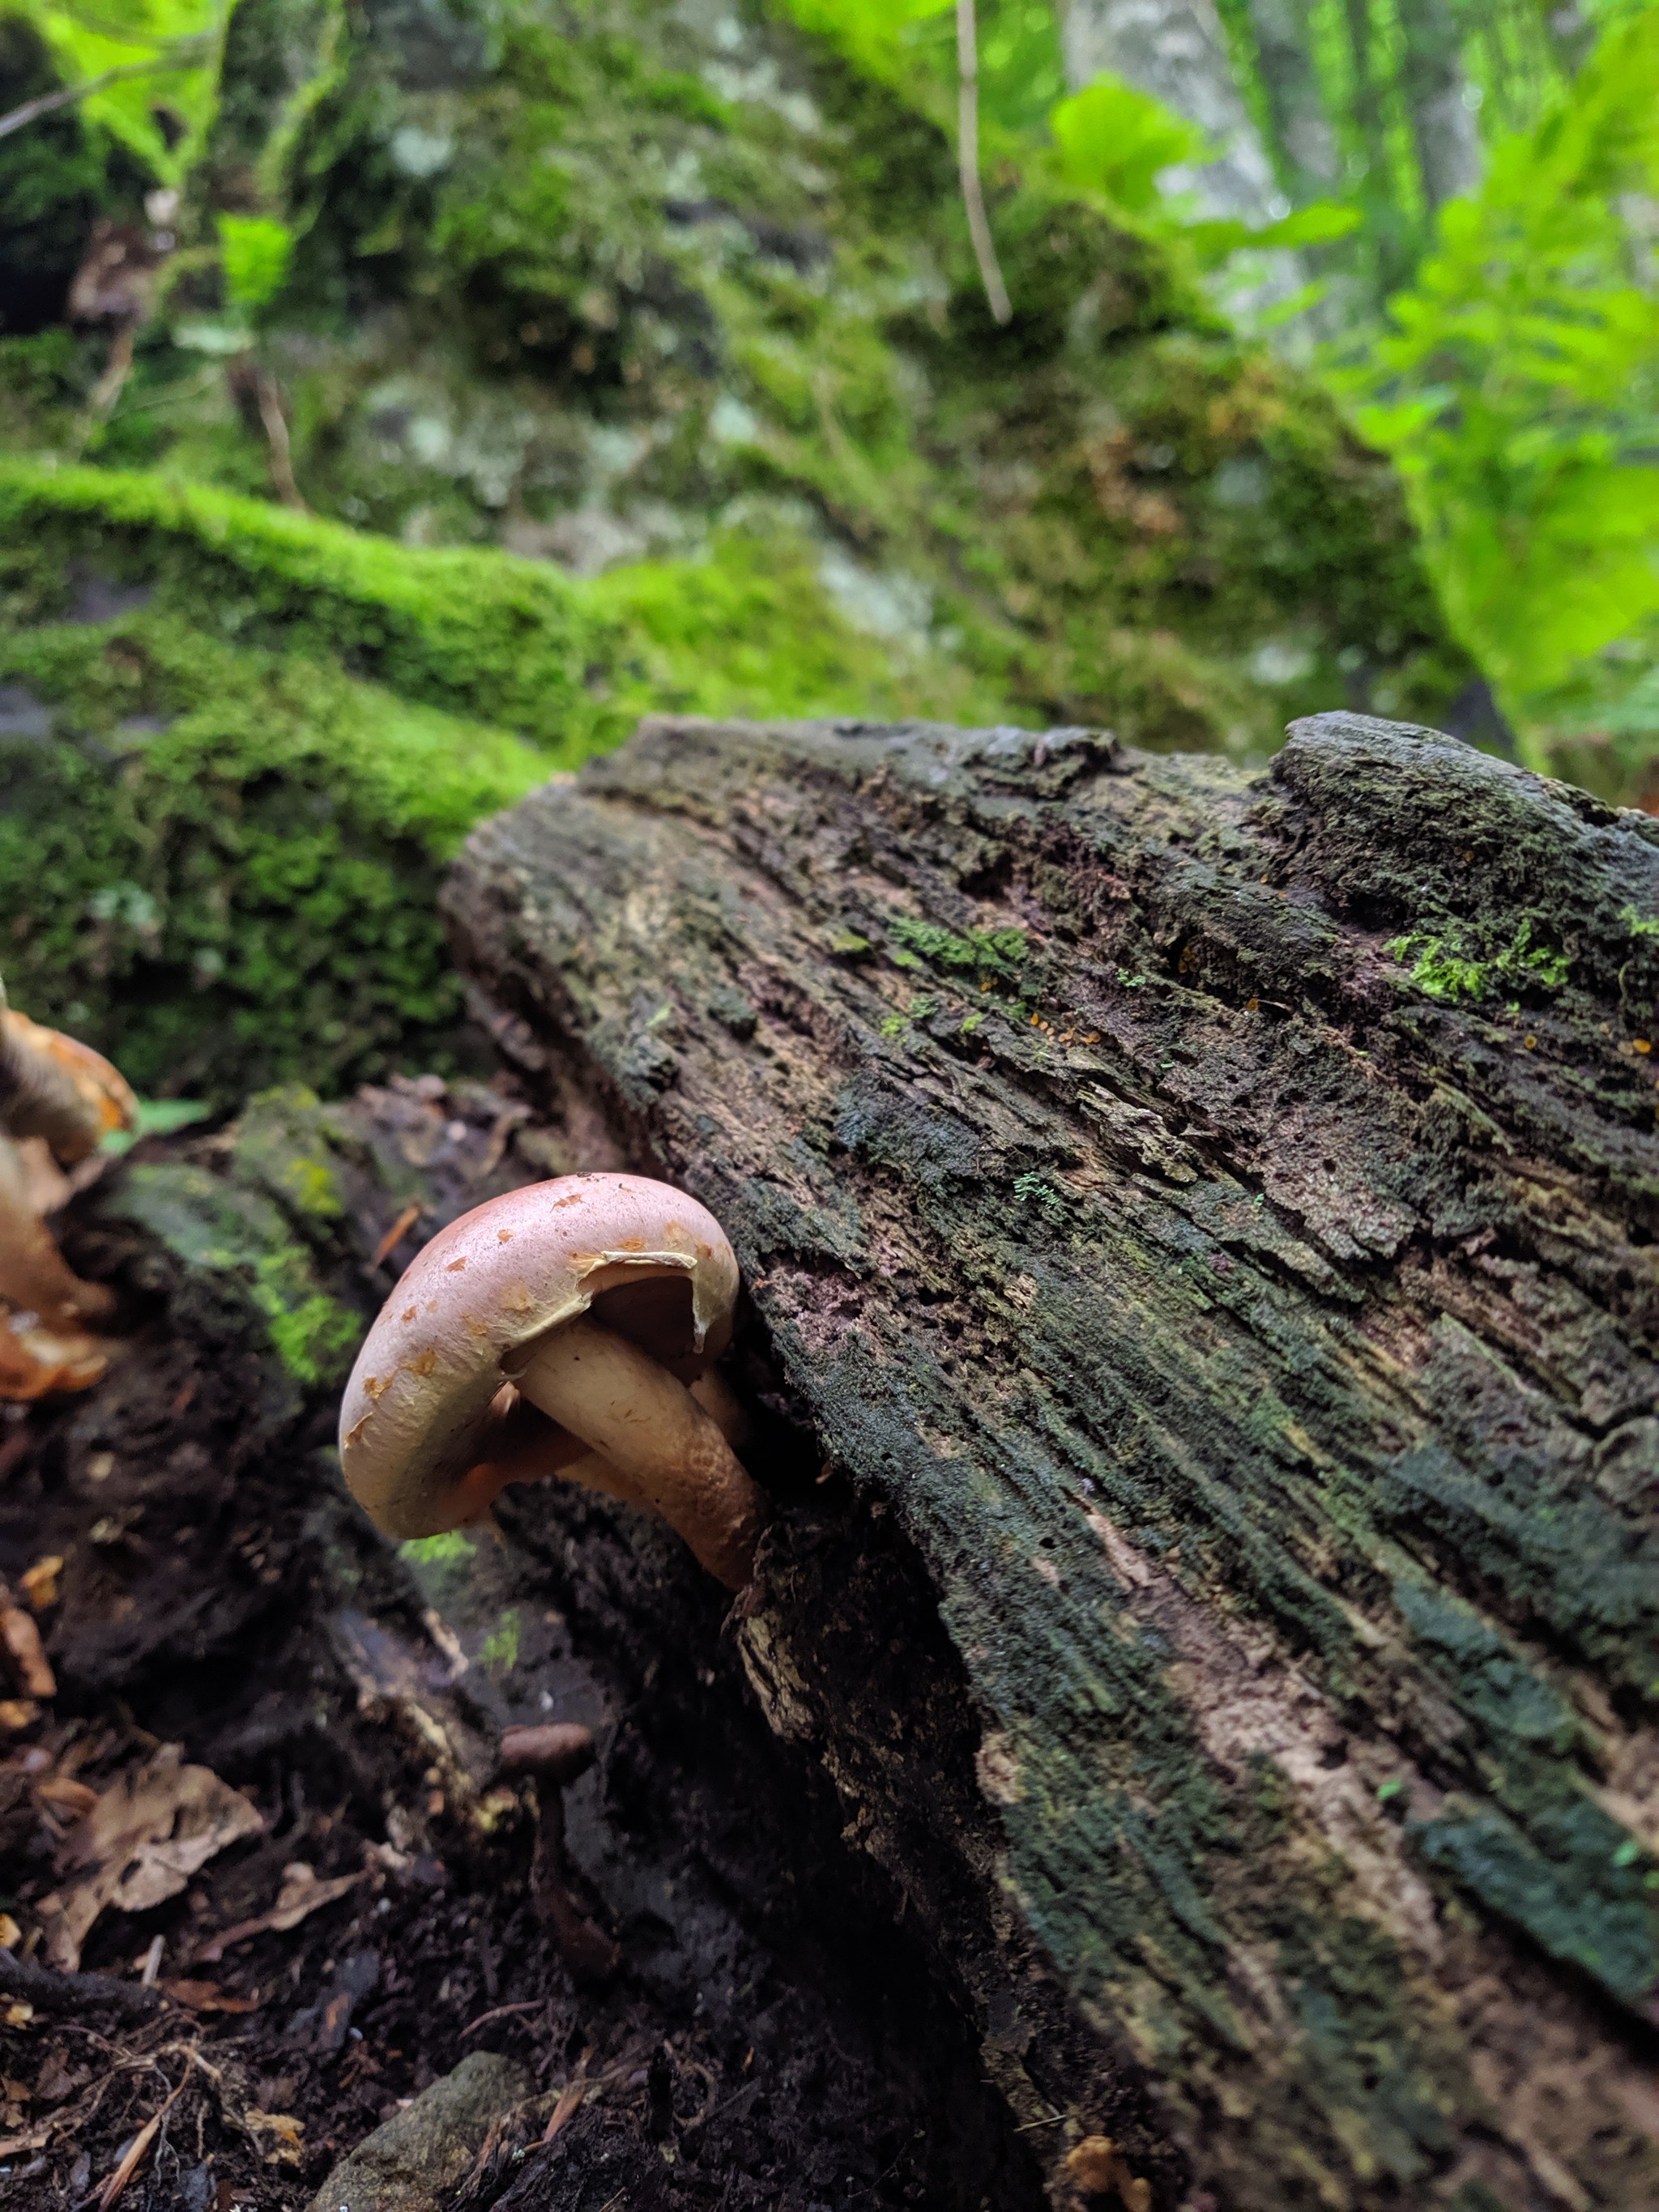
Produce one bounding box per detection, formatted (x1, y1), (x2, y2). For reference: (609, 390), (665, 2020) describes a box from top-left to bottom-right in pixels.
(0, 0), (1478, 1100)
(1051, 76), (1208, 216)
(1342, 10), (1659, 769)
(6, 0), (228, 187)
(1013, 1170), (1068, 1221)
(217, 211), (293, 312)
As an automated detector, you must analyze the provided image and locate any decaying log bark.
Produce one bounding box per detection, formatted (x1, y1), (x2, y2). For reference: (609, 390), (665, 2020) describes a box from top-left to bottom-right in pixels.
(445, 711), (1659, 2212)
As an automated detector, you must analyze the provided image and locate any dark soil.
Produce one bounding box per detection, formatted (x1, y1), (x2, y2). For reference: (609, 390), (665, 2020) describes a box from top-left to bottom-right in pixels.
(0, 1075), (1053, 2211)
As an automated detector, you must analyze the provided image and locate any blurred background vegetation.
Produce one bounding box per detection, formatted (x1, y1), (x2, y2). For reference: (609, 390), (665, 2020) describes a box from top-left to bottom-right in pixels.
(2, 0), (1656, 1098)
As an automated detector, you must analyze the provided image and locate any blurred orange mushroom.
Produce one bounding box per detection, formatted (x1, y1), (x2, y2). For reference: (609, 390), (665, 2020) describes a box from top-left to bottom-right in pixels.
(0, 991), (136, 1400)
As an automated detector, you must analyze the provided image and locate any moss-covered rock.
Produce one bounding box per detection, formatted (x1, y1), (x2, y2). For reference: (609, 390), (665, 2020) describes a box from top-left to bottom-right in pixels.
(0, 0), (1481, 1097)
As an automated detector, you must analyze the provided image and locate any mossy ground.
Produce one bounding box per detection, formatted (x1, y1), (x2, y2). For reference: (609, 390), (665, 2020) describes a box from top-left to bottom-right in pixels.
(0, 0), (1478, 1097)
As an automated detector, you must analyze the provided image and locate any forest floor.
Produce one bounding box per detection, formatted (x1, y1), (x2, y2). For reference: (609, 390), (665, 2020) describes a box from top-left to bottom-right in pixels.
(0, 1076), (1052, 2212)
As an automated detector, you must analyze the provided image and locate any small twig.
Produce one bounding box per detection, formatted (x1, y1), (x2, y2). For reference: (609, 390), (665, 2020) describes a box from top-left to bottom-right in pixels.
(370, 1202), (423, 1271)
(955, 0), (1012, 324)
(0, 1950), (164, 2024)
(541, 2075), (587, 2144)
(461, 1997), (546, 2037)
(0, 48), (211, 145)
(92, 2056), (193, 2210)
(83, 322), (138, 428)
(251, 364), (307, 511)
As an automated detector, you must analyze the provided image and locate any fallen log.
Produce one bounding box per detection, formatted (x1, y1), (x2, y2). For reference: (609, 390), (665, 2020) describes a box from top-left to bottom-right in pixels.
(444, 710), (1659, 2211)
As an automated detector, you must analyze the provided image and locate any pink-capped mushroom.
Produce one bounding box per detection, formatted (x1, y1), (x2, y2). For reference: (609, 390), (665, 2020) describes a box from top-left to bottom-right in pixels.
(338, 1173), (765, 1588)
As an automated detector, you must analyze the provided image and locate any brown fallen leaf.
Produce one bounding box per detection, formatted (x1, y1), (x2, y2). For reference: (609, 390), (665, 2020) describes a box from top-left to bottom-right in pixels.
(0, 1699), (38, 1732)
(36, 1743), (262, 1970)
(35, 1774), (99, 1820)
(196, 1860), (365, 1961)
(20, 1556), (62, 1612)
(242, 2108), (305, 2166)
(162, 1978), (260, 2014)
(0, 1592), (54, 1699)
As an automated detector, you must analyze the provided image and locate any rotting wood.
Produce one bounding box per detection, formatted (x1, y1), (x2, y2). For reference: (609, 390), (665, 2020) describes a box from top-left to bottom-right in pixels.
(444, 710), (1659, 2212)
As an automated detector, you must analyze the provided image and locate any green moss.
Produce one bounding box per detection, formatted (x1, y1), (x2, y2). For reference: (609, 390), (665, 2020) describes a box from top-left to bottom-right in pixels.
(1013, 1171), (1068, 1223)
(479, 1607), (522, 1676)
(252, 1256), (360, 1386)
(1414, 1799), (1659, 2005)
(0, 461), (608, 750)
(890, 915), (1029, 979)
(1387, 914), (1572, 1004)
(103, 1157), (359, 1386)
(0, 584), (548, 1098)
(0, 0), (1486, 1098)
(399, 1531), (477, 1569)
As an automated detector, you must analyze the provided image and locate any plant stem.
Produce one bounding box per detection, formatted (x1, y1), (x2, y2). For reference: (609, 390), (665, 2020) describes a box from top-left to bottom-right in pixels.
(954, 0), (1012, 325)
(0, 45), (211, 144)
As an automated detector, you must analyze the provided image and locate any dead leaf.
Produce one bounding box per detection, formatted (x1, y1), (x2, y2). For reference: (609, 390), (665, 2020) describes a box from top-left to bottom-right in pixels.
(20, 1557), (62, 1612)
(0, 1914), (19, 1950)
(162, 1978), (260, 2014)
(0, 1699), (37, 1732)
(196, 1860), (364, 1960)
(0, 1598), (54, 1699)
(3, 2001), (33, 2028)
(35, 1774), (98, 1821)
(242, 2108), (304, 2166)
(36, 1743), (262, 1970)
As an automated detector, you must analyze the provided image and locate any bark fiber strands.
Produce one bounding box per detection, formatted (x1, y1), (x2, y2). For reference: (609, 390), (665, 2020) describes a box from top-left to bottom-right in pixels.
(445, 711), (1659, 2211)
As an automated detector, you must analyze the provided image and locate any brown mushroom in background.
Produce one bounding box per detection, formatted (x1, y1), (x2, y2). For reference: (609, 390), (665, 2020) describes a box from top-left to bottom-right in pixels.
(338, 1173), (766, 1588)
(0, 998), (137, 1400)
(500, 1722), (619, 1982)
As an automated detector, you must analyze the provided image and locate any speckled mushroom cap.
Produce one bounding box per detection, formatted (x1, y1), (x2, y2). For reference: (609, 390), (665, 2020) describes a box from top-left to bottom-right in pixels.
(339, 1172), (741, 1539)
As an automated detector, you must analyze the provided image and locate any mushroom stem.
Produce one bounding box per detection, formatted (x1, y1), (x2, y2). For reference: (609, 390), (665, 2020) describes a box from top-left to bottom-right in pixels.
(0, 1135), (112, 1330)
(514, 1318), (765, 1588)
(500, 1723), (620, 1984)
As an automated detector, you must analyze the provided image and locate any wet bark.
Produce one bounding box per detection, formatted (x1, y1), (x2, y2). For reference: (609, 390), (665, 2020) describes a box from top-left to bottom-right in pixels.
(443, 710), (1659, 2212)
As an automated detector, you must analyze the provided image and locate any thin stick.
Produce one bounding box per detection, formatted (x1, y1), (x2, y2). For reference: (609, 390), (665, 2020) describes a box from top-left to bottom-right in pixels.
(93, 2059), (193, 2211)
(955, 0), (1012, 324)
(252, 364), (308, 512)
(0, 47), (210, 145)
(0, 1948), (164, 2024)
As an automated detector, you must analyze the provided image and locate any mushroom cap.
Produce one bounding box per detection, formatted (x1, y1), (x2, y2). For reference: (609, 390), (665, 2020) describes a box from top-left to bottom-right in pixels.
(1, 1009), (138, 1164)
(338, 1172), (741, 1539)
(499, 1722), (596, 1786)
